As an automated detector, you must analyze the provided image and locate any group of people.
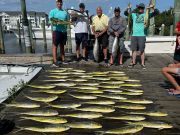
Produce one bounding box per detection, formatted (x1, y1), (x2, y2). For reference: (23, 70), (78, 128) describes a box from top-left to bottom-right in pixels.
(49, 0), (159, 68)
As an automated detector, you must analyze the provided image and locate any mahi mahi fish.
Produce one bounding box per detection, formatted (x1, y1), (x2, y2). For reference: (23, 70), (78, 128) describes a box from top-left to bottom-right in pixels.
(48, 103), (82, 109)
(96, 94), (127, 100)
(93, 38), (99, 62)
(84, 100), (115, 105)
(25, 95), (58, 103)
(31, 90), (66, 94)
(69, 94), (97, 100)
(128, 121), (173, 130)
(5, 102), (40, 109)
(75, 106), (115, 113)
(97, 125), (143, 134)
(20, 116), (67, 124)
(27, 85), (55, 89)
(105, 115), (146, 121)
(115, 104), (146, 110)
(66, 121), (102, 129)
(17, 124), (70, 133)
(60, 112), (103, 119)
(120, 99), (153, 104)
(20, 110), (59, 116)
(129, 111), (168, 117)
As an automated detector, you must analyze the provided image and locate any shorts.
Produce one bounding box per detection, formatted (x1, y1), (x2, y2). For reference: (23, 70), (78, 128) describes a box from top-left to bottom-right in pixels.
(97, 32), (108, 48)
(131, 36), (146, 52)
(75, 33), (88, 49)
(174, 53), (180, 62)
(53, 31), (67, 46)
(109, 35), (125, 54)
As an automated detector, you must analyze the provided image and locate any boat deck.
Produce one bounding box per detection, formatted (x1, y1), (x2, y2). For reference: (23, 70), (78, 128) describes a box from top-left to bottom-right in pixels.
(1, 53), (180, 135)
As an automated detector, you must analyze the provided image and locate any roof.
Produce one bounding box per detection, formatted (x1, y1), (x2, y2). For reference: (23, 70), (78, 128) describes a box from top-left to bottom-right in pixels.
(0, 11), (48, 16)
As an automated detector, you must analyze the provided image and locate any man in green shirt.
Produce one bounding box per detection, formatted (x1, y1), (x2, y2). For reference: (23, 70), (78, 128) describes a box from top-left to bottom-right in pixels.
(125, 3), (159, 69)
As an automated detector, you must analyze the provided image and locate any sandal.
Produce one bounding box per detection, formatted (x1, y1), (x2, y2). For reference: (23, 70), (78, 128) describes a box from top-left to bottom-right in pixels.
(128, 63), (135, 68)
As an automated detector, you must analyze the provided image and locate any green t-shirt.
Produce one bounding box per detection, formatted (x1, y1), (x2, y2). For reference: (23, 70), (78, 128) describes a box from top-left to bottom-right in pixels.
(49, 8), (68, 32)
(132, 13), (147, 36)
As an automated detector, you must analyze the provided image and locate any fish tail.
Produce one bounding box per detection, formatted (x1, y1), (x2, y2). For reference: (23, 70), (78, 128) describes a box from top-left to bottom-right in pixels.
(95, 131), (105, 135)
(13, 126), (24, 134)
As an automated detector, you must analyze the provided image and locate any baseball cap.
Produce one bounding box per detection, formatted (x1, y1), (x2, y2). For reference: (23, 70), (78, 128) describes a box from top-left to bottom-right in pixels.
(114, 7), (121, 12)
(137, 3), (145, 8)
(79, 3), (85, 9)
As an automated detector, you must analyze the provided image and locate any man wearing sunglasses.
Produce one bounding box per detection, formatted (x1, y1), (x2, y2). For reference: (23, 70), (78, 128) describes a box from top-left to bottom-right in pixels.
(49, 0), (68, 67)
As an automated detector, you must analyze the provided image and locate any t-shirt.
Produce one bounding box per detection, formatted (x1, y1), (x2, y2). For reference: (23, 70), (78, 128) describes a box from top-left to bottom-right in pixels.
(132, 13), (146, 37)
(49, 8), (68, 32)
(175, 21), (180, 54)
(92, 14), (109, 32)
(74, 12), (89, 34)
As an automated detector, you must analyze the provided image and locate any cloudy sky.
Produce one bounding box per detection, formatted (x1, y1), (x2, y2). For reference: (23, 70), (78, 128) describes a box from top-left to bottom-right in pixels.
(0, 0), (174, 15)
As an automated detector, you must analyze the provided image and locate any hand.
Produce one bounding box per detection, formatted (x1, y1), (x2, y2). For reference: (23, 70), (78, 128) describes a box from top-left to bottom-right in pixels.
(114, 32), (119, 37)
(95, 33), (99, 38)
(128, 4), (132, 9)
(149, 4), (155, 9)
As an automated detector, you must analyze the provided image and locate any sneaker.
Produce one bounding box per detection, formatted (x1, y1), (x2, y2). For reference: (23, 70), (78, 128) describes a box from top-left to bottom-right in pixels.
(52, 61), (60, 67)
(82, 57), (88, 62)
(104, 59), (108, 64)
(62, 61), (69, 65)
(128, 63), (135, 68)
(141, 64), (146, 69)
(75, 57), (81, 62)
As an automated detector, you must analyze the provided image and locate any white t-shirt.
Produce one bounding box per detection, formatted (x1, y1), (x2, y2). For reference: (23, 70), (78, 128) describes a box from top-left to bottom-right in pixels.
(74, 12), (89, 34)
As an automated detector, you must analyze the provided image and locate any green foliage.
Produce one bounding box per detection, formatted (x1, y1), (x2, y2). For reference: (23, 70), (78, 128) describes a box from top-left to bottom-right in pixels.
(155, 8), (174, 35)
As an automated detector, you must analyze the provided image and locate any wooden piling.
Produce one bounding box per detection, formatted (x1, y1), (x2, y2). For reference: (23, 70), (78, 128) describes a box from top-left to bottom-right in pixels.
(0, 17), (5, 54)
(28, 20), (35, 53)
(41, 20), (47, 53)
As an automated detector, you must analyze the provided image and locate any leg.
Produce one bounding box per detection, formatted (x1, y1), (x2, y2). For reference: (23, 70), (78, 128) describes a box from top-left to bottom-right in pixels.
(119, 37), (125, 65)
(102, 33), (108, 62)
(140, 51), (145, 65)
(52, 31), (59, 64)
(52, 44), (58, 63)
(139, 36), (146, 66)
(108, 35), (114, 65)
(132, 51), (137, 64)
(76, 44), (80, 58)
(60, 44), (65, 61)
(130, 36), (138, 66)
(162, 67), (180, 92)
(103, 47), (108, 60)
(75, 33), (81, 59)
(119, 53), (123, 65)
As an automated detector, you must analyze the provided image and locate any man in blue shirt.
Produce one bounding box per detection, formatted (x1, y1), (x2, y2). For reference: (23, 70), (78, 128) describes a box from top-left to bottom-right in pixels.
(125, 3), (159, 69)
(49, 0), (68, 67)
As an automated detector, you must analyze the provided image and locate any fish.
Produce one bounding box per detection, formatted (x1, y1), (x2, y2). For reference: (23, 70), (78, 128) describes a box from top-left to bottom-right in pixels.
(117, 92), (143, 96)
(48, 103), (81, 109)
(72, 70), (86, 73)
(101, 81), (125, 85)
(17, 124), (70, 133)
(50, 72), (71, 75)
(128, 121), (173, 130)
(105, 115), (146, 121)
(84, 100), (116, 105)
(20, 116), (67, 124)
(89, 72), (109, 75)
(129, 111), (168, 117)
(31, 90), (66, 94)
(78, 83), (99, 86)
(96, 94), (127, 100)
(90, 77), (111, 81)
(71, 72), (85, 75)
(97, 125), (143, 134)
(79, 75), (93, 78)
(42, 79), (67, 82)
(99, 86), (120, 89)
(5, 103), (40, 109)
(48, 76), (69, 79)
(27, 85), (56, 89)
(67, 79), (87, 82)
(73, 86), (99, 90)
(47, 69), (67, 73)
(67, 9), (88, 17)
(109, 71), (125, 74)
(60, 112), (103, 119)
(120, 84), (142, 87)
(109, 76), (129, 81)
(112, 37), (119, 60)
(120, 99), (153, 104)
(69, 94), (97, 100)
(76, 89), (103, 94)
(59, 67), (73, 70)
(121, 88), (144, 93)
(66, 121), (102, 129)
(54, 83), (76, 87)
(93, 38), (99, 62)
(76, 106), (115, 113)
(108, 74), (127, 77)
(20, 110), (59, 116)
(115, 105), (146, 110)
(125, 80), (141, 82)
(102, 89), (123, 93)
(25, 95), (58, 103)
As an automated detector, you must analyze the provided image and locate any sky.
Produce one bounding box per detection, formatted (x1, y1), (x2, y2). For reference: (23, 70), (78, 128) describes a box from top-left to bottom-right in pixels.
(0, 0), (174, 16)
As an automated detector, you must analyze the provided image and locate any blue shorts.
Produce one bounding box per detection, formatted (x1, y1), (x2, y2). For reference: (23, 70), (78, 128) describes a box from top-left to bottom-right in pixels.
(178, 68), (180, 76)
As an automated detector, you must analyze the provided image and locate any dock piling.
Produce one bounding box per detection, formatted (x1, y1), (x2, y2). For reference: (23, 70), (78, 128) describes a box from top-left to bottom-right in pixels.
(0, 17), (5, 54)
(41, 20), (48, 53)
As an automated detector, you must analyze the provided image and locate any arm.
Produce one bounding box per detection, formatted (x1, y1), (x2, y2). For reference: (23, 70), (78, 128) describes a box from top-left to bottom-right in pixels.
(107, 19), (114, 35)
(175, 28), (180, 35)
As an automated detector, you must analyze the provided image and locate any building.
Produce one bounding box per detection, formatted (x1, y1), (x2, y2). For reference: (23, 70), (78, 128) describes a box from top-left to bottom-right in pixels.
(0, 11), (48, 28)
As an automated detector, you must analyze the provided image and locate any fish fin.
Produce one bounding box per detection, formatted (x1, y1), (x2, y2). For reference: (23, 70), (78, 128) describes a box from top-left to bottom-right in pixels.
(13, 127), (23, 134)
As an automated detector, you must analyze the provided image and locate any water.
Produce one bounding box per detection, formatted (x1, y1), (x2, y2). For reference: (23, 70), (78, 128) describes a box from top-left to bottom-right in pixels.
(4, 33), (53, 54)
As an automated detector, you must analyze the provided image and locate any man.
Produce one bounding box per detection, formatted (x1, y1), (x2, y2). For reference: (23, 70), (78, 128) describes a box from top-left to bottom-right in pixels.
(174, 21), (180, 63)
(108, 7), (127, 67)
(49, 0), (68, 67)
(162, 63), (180, 95)
(73, 3), (89, 62)
(124, 3), (159, 69)
(92, 7), (109, 64)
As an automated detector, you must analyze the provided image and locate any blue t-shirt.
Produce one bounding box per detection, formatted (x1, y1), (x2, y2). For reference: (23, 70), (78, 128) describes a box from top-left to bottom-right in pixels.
(132, 13), (147, 37)
(49, 8), (68, 32)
